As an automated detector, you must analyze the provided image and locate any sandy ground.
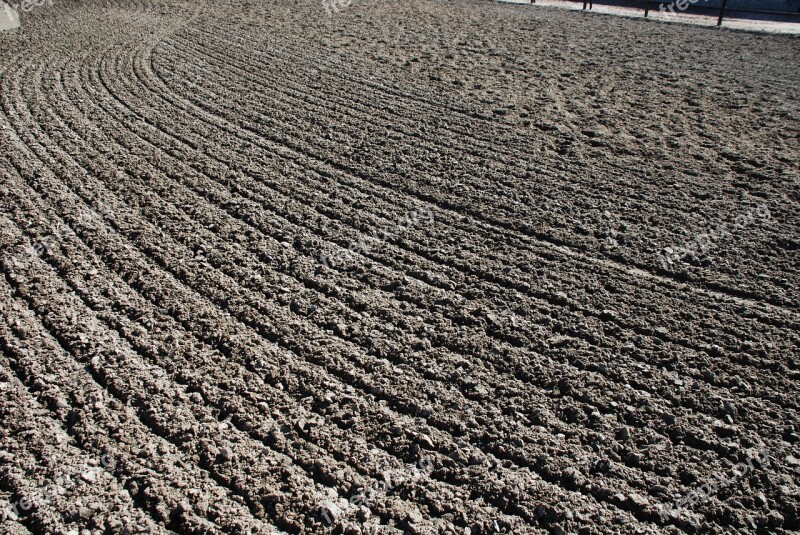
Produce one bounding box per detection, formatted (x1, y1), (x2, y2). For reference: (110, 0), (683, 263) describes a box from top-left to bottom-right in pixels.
(510, 0), (800, 34)
(0, 0), (798, 534)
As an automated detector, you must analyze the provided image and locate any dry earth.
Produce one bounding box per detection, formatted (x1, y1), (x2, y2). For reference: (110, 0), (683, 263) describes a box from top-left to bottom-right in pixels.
(0, 0), (798, 534)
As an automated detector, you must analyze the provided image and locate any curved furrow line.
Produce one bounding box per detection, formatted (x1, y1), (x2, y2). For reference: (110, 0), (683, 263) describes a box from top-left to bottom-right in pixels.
(3, 71), (552, 532)
(0, 155), (554, 534)
(145, 34), (791, 340)
(79, 26), (792, 486)
(1, 65), (356, 527)
(65, 34), (798, 499)
(6, 59), (682, 533)
(0, 344), (178, 534)
(131, 38), (799, 398)
(0, 180), (355, 534)
(173, 25), (798, 310)
(21, 48), (764, 532)
(78, 29), (796, 462)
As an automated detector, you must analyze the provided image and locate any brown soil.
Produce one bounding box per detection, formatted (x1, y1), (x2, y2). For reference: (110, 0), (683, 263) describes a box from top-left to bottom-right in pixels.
(0, 0), (798, 534)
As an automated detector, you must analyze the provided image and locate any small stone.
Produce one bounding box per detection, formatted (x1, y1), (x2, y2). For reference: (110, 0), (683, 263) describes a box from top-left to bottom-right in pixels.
(662, 412), (676, 425)
(768, 511), (784, 527)
(417, 434), (434, 450)
(600, 309), (616, 320)
(561, 467), (584, 489)
(81, 470), (97, 484)
(651, 485), (669, 496)
(78, 506), (93, 519)
(405, 508), (424, 524)
(318, 500), (341, 523)
(786, 455), (800, 466)
(217, 447), (231, 463)
(617, 427), (630, 441)
(356, 505), (371, 521)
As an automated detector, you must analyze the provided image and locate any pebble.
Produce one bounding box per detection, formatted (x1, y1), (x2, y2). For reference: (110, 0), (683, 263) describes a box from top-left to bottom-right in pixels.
(217, 447), (231, 462)
(417, 433), (434, 450)
(627, 493), (649, 507)
(651, 485), (668, 496)
(768, 511), (784, 527)
(405, 509), (424, 524)
(356, 505), (371, 521)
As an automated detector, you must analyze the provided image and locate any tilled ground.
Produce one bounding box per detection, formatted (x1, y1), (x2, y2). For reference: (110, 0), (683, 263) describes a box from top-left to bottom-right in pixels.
(0, 0), (798, 534)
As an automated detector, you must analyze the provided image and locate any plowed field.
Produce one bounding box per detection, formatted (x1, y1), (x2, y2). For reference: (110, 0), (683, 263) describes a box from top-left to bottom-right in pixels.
(1, 1), (798, 534)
